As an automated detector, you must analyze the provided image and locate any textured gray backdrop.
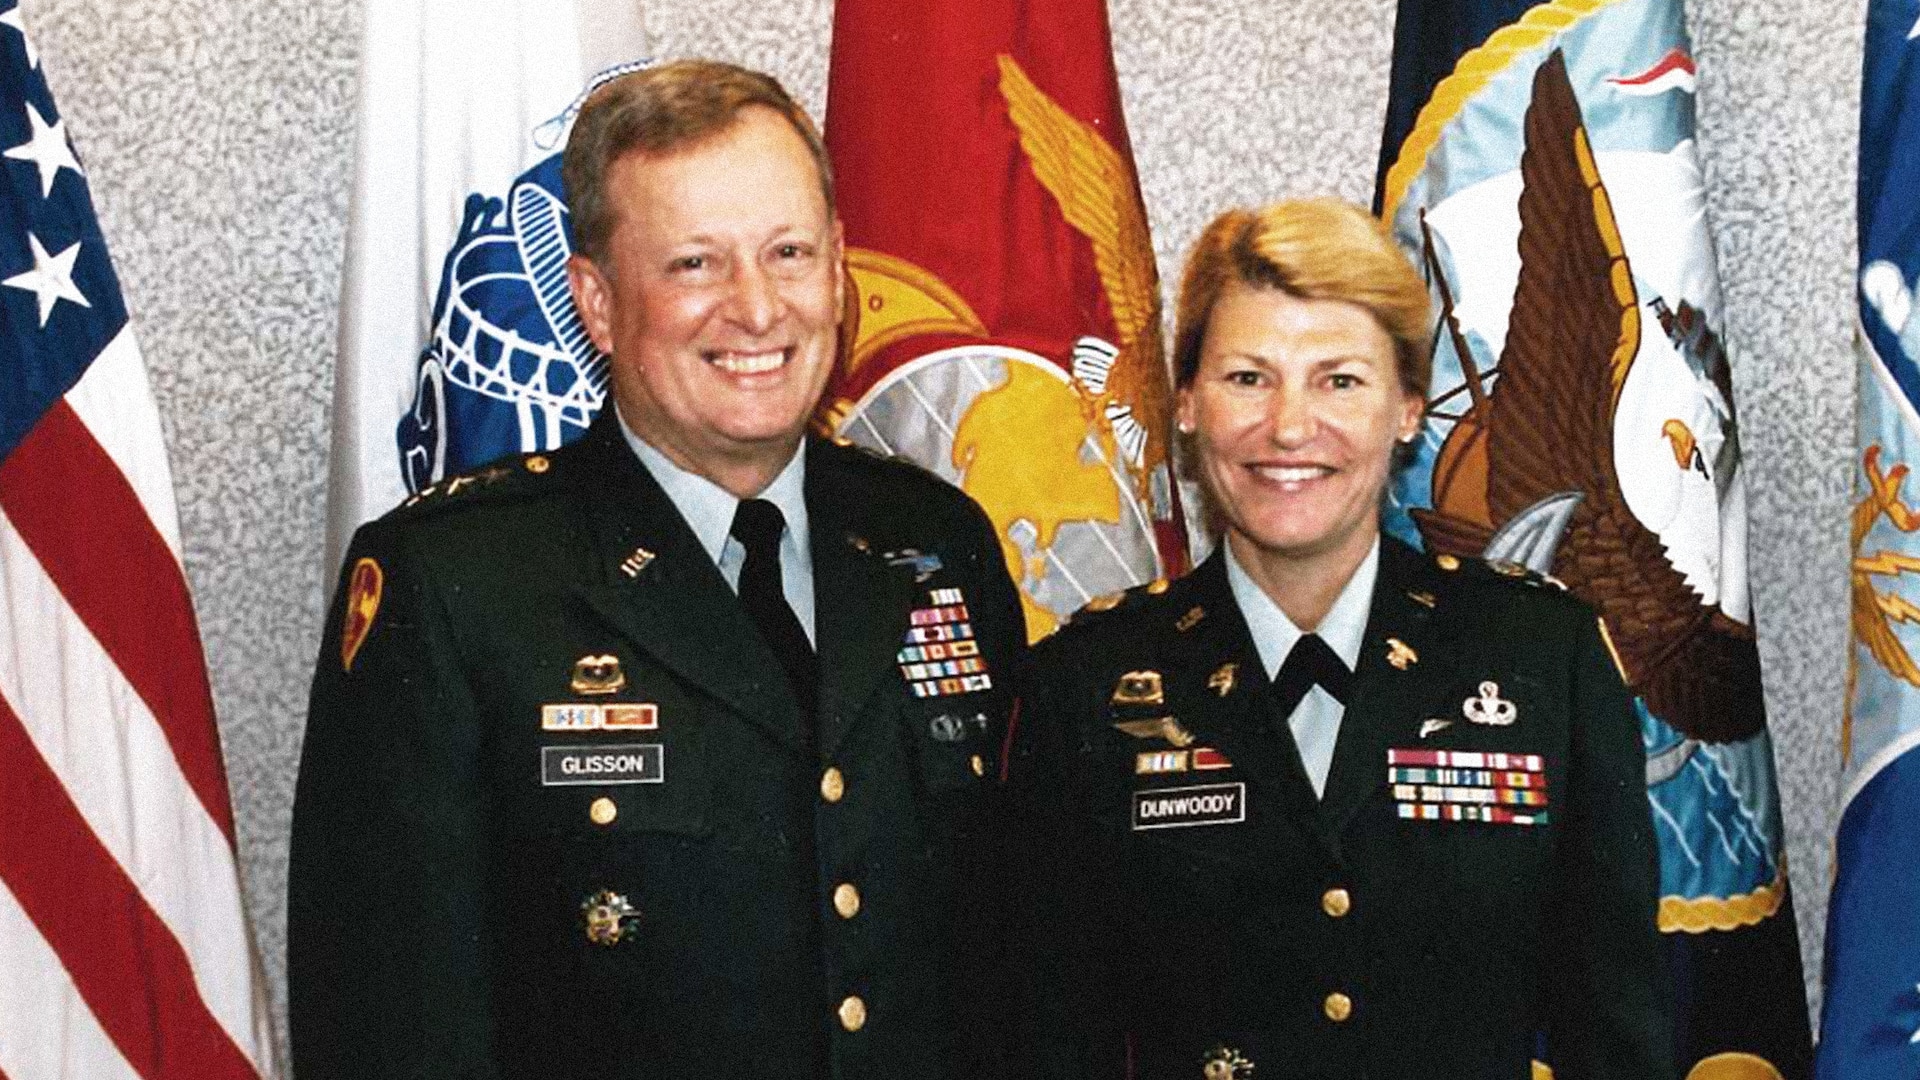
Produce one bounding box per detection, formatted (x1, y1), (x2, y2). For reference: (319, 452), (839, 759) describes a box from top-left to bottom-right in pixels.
(27, 0), (1857, 1062)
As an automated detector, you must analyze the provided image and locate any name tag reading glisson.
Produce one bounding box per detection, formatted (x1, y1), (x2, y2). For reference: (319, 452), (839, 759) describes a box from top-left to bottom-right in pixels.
(541, 744), (664, 786)
(1131, 782), (1246, 830)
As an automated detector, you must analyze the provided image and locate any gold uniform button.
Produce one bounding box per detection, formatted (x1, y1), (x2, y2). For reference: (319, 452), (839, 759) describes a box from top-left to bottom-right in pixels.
(589, 797), (618, 826)
(969, 753), (986, 777)
(525, 454), (550, 474)
(1321, 887), (1351, 918)
(1436, 553), (1460, 571)
(833, 882), (862, 919)
(838, 995), (867, 1032)
(1323, 992), (1353, 1023)
(821, 767), (846, 804)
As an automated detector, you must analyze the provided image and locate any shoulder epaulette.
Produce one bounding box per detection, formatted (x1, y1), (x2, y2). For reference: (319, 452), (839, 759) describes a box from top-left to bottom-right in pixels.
(1068, 576), (1172, 626)
(832, 435), (952, 486)
(388, 452), (555, 519)
(1431, 549), (1564, 589)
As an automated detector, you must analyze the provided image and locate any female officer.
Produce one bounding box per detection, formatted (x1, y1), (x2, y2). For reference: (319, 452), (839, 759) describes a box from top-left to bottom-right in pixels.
(1012, 198), (1673, 1080)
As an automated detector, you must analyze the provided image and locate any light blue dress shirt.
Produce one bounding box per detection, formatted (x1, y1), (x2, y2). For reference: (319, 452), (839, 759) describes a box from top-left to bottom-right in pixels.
(1224, 536), (1379, 798)
(616, 408), (816, 645)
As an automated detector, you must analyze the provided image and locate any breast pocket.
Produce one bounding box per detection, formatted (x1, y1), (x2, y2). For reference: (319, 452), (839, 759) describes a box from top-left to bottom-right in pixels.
(503, 699), (714, 843)
(911, 700), (999, 792)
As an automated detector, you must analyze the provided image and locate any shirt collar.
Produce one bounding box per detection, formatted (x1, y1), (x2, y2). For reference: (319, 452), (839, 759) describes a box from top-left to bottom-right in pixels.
(1224, 536), (1380, 679)
(615, 404), (810, 565)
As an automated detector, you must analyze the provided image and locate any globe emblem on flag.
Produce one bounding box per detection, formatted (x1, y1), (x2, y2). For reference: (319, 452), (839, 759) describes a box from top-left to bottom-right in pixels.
(397, 153), (607, 493)
(835, 344), (1165, 638)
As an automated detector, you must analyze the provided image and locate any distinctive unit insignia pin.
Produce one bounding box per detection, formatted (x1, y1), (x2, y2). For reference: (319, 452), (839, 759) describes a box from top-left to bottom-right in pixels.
(1207, 663), (1238, 698)
(571, 654), (626, 696)
(1386, 638), (1419, 671)
(1463, 680), (1517, 726)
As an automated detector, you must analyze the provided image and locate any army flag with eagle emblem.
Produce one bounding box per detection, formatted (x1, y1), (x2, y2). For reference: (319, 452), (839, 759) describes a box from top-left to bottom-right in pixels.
(1376, 0), (1811, 1076)
(821, 0), (1186, 642)
(1821, 1), (1920, 1076)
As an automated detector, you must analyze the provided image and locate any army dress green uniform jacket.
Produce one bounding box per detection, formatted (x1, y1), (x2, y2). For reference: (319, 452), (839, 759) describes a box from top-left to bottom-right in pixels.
(1011, 537), (1673, 1080)
(289, 413), (1025, 1080)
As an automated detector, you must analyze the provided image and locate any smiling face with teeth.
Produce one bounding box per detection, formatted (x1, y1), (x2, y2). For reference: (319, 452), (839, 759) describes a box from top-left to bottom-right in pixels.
(567, 105), (844, 498)
(1179, 282), (1423, 602)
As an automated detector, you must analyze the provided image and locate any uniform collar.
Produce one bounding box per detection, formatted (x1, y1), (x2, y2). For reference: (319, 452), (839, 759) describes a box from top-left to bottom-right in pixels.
(1224, 535), (1379, 680)
(615, 403), (811, 567)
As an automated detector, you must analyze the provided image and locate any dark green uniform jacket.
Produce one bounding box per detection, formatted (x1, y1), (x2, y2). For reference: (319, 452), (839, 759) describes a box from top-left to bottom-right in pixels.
(289, 413), (1025, 1080)
(1011, 537), (1673, 1080)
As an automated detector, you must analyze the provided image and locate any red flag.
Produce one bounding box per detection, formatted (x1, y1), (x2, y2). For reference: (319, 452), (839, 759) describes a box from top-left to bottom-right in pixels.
(824, 0), (1185, 642)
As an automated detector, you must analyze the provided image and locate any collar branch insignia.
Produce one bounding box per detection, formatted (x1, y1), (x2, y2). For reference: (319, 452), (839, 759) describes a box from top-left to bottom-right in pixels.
(1386, 638), (1418, 670)
(620, 546), (656, 578)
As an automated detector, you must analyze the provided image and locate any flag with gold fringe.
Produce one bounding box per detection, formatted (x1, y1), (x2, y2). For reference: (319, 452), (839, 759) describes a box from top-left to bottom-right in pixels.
(1375, 0), (1811, 1075)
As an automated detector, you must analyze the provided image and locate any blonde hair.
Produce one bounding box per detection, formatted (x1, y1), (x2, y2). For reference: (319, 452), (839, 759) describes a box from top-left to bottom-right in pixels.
(562, 59), (833, 264)
(1172, 198), (1431, 396)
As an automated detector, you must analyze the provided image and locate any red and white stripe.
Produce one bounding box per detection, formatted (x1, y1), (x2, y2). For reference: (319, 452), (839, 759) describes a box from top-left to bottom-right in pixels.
(1606, 46), (1698, 96)
(0, 329), (276, 1080)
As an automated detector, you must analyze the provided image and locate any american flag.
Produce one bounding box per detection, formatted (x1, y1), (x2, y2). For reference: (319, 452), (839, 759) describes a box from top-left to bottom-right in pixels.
(0, 5), (276, 1078)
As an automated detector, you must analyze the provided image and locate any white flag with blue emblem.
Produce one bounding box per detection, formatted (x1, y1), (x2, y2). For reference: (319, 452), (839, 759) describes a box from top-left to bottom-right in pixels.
(324, 0), (647, 574)
(1821, 1), (1920, 1075)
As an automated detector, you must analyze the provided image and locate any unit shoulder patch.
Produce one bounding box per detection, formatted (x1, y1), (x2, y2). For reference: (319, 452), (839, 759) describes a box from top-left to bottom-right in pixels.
(340, 557), (383, 672)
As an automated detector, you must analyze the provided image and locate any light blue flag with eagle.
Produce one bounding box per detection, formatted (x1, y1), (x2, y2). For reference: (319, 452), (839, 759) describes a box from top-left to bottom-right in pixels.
(1820, 1), (1920, 1076)
(1375, 0), (1811, 1075)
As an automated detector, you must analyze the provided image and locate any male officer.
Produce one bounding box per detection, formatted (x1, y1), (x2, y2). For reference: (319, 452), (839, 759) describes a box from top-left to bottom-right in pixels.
(290, 60), (1024, 1080)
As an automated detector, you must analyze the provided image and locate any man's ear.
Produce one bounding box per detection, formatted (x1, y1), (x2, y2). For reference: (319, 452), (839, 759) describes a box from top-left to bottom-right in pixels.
(567, 254), (616, 354)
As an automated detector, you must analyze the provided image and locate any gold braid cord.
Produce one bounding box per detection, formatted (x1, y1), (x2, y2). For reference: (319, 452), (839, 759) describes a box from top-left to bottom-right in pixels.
(1381, 0), (1628, 224)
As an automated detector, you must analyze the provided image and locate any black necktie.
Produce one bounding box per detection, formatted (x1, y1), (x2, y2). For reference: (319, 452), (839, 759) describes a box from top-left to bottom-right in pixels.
(1271, 633), (1352, 717)
(730, 499), (818, 723)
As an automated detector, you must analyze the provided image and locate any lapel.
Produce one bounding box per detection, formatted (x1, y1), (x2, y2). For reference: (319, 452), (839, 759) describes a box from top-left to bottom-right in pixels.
(1160, 555), (1325, 829)
(1316, 536), (1465, 843)
(804, 444), (917, 757)
(565, 413), (808, 752)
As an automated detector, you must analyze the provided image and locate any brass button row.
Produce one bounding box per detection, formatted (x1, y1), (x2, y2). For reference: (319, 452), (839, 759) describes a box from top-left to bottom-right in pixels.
(838, 994), (867, 1032)
(821, 766), (846, 803)
(833, 882), (862, 919)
